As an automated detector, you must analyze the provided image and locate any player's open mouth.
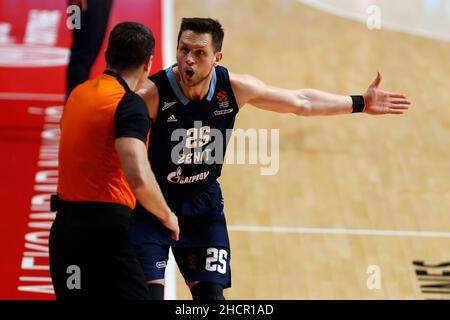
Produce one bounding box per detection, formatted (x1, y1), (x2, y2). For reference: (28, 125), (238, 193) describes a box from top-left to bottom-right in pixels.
(185, 69), (195, 78)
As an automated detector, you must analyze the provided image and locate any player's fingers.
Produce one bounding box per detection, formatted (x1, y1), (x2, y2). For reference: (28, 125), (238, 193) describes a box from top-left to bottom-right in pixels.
(171, 229), (180, 241)
(388, 92), (407, 99)
(370, 72), (382, 88)
(390, 99), (411, 105)
(389, 110), (404, 115)
(389, 105), (409, 110)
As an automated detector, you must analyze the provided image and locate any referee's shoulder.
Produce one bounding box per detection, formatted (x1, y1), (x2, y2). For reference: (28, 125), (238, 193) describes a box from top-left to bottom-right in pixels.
(68, 78), (94, 96)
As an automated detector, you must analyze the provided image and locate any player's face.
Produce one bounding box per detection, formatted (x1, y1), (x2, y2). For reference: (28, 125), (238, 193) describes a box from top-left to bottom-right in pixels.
(176, 31), (222, 87)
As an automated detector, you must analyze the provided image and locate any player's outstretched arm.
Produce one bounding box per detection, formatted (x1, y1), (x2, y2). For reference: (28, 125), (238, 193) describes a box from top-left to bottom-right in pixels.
(230, 72), (410, 116)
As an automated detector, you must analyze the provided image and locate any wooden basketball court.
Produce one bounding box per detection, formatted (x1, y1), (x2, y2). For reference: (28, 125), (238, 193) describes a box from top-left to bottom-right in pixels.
(172, 0), (450, 299)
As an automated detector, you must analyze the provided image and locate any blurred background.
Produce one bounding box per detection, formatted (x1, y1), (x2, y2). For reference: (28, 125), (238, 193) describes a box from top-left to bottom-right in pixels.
(0, 0), (449, 300)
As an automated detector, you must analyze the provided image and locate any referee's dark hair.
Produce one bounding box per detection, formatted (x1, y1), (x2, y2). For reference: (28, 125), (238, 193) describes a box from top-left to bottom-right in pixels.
(105, 21), (155, 71)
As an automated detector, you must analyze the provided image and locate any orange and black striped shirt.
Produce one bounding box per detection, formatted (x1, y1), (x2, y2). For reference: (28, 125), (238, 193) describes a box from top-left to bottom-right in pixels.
(57, 70), (150, 209)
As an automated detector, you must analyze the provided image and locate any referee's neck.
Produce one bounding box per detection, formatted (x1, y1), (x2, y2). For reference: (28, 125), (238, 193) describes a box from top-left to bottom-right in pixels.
(107, 67), (143, 91)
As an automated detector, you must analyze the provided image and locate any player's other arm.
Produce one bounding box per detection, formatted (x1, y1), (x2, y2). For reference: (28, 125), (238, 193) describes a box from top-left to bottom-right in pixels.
(115, 138), (179, 241)
(230, 72), (411, 116)
(136, 79), (159, 123)
(114, 95), (179, 241)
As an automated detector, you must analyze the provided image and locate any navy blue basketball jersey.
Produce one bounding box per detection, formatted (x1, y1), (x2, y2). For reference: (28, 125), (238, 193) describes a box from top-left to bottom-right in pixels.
(147, 65), (239, 202)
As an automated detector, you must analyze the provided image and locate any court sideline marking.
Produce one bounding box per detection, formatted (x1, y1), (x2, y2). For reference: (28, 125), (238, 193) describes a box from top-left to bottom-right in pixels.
(228, 225), (450, 238)
(163, 0), (177, 301)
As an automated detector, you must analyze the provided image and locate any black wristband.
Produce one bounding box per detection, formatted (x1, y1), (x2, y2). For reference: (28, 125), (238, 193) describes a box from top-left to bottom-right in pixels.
(351, 95), (365, 113)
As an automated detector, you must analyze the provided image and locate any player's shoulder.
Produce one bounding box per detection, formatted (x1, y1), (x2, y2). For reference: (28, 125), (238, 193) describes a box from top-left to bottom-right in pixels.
(228, 72), (267, 108)
(229, 72), (264, 93)
(149, 68), (168, 85)
(136, 77), (160, 122)
(137, 77), (159, 103)
(215, 64), (228, 73)
(214, 65), (232, 81)
(118, 88), (148, 114)
(145, 68), (172, 97)
(214, 65), (243, 88)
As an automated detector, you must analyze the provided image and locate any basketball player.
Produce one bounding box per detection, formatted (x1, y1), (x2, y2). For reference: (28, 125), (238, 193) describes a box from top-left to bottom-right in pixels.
(129, 18), (411, 300)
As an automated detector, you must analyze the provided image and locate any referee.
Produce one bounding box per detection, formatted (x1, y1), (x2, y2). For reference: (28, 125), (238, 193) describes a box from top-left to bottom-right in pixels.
(49, 22), (179, 300)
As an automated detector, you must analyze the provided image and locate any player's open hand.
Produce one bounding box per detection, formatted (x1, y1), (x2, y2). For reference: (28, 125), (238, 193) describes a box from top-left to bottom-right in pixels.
(363, 72), (411, 115)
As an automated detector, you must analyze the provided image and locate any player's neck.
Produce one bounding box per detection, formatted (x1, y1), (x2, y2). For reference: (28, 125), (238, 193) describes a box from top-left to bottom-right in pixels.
(173, 66), (212, 101)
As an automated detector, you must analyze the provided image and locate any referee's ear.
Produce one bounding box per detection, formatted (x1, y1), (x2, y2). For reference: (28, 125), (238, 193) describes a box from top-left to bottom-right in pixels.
(143, 56), (152, 71)
(143, 56), (153, 75)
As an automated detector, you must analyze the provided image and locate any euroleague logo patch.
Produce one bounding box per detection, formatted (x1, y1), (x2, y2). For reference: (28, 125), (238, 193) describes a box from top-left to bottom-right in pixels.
(217, 91), (230, 108)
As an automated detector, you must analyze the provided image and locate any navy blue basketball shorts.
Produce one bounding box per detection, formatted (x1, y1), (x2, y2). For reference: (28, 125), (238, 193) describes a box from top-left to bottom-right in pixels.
(129, 181), (231, 288)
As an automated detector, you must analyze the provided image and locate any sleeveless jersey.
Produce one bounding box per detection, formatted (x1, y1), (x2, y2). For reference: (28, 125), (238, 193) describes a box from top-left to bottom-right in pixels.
(148, 65), (239, 202)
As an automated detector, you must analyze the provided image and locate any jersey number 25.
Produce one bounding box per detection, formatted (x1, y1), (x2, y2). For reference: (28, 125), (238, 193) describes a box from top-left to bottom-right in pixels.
(205, 248), (228, 274)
